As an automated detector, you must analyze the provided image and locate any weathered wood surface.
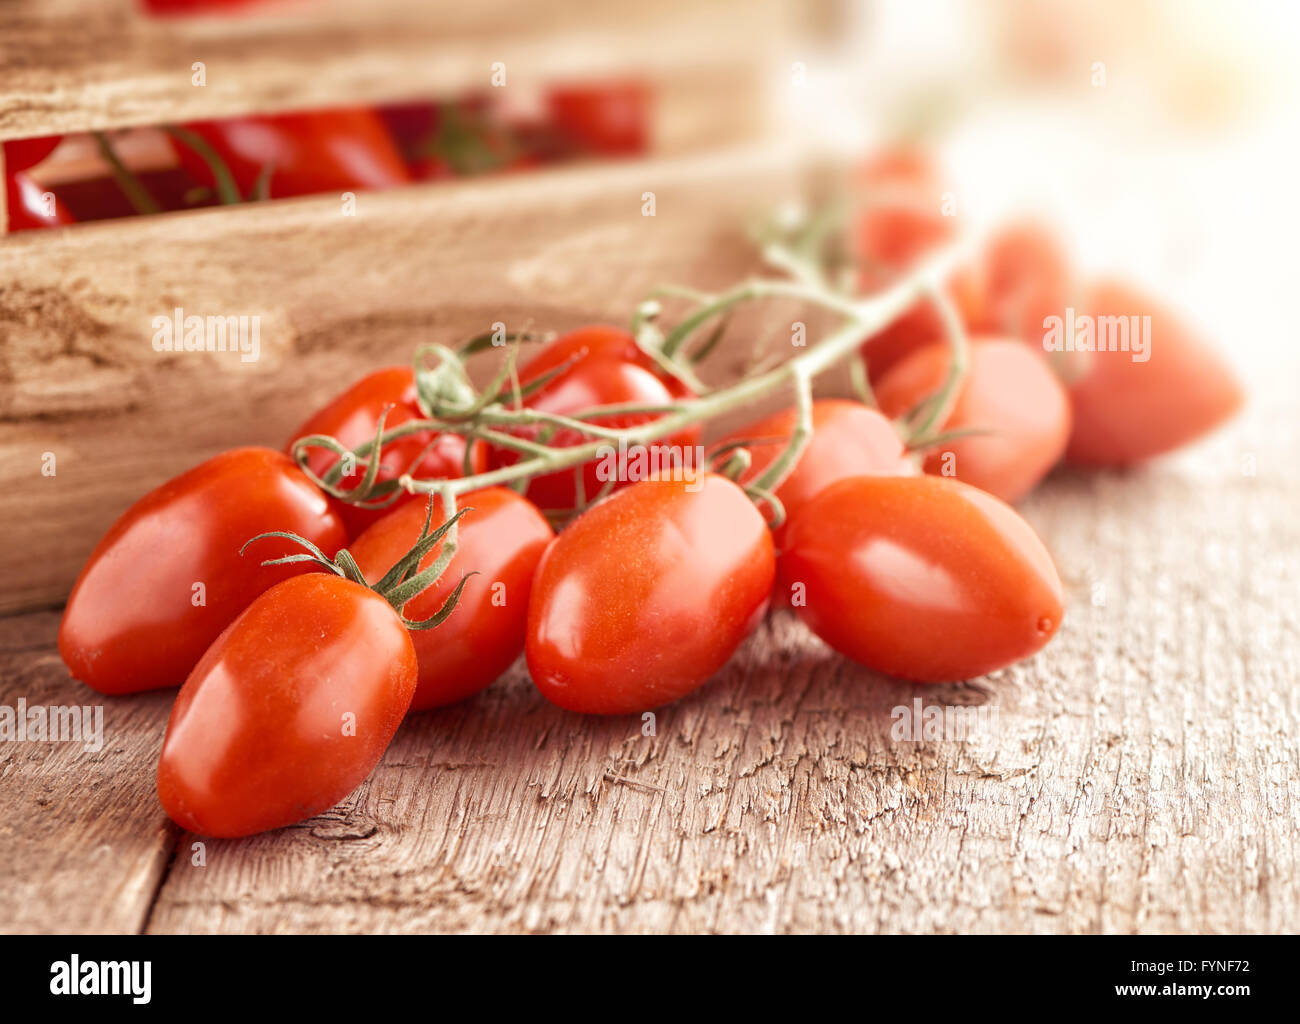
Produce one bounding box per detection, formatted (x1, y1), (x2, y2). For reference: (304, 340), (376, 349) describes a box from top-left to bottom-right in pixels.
(0, 0), (777, 148)
(0, 146), (820, 614)
(1, 362), (1295, 933)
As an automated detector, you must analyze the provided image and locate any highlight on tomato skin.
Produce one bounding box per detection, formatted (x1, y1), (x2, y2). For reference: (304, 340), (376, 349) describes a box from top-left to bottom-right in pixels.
(874, 337), (1072, 504)
(526, 473), (775, 715)
(58, 447), (348, 696)
(779, 474), (1064, 682)
(718, 398), (915, 545)
(1063, 279), (1244, 466)
(349, 487), (555, 711)
(156, 573), (417, 839)
(171, 108), (411, 201)
(286, 366), (485, 539)
(4, 171), (76, 232)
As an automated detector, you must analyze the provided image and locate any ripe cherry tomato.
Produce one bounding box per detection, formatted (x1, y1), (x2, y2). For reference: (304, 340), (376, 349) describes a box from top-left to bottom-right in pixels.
(1064, 279), (1243, 465)
(3, 136), (62, 173)
(4, 172), (75, 232)
(875, 338), (1071, 503)
(173, 108), (410, 200)
(350, 487), (554, 710)
(780, 475), (1064, 681)
(853, 146), (994, 382)
(156, 573), (417, 837)
(719, 398), (914, 545)
(527, 474), (774, 714)
(973, 221), (1072, 345)
(141, 0), (266, 13)
(60, 447), (347, 695)
(547, 81), (649, 156)
(860, 267), (985, 382)
(287, 366), (486, 538)
(488, 326), (700, 513)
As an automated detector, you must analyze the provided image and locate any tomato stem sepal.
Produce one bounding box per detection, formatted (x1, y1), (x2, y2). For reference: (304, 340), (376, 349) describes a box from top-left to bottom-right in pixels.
(240, 492), (476, 631)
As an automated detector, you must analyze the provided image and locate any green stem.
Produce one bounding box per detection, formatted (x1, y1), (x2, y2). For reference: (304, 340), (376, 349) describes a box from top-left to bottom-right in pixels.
(902, 283), (970, 441)
(398, 246), (958, 499)
(92, 131), (162, 216)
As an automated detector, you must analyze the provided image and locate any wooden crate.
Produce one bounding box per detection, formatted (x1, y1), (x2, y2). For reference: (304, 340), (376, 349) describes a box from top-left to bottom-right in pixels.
(0, 0), (781, 148)
(0, 145), (819, 614)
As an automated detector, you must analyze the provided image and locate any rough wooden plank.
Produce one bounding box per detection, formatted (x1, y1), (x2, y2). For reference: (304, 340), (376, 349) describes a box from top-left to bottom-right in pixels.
(2, 368), (1293, 934)
(0, 146), (818, 614)
(0, 0), (778, 145)
(0, 612), (178, 934)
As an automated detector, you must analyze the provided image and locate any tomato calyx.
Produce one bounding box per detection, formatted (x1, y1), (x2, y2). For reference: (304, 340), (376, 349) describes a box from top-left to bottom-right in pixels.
(241, 493), (475, 631)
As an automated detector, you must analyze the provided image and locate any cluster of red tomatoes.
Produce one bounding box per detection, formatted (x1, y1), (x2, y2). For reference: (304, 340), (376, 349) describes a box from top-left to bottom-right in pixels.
(2, 84), (646, 232)
(55, 145), (1240, 839)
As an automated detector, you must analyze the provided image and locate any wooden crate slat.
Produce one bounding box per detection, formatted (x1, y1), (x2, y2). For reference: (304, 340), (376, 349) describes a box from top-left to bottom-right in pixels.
(0, 145), (815, 615)
(0, 0), (781, 143)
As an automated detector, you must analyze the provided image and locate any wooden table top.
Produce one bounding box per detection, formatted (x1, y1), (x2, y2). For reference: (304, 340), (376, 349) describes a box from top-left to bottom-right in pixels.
(3, 371), (1295, 932)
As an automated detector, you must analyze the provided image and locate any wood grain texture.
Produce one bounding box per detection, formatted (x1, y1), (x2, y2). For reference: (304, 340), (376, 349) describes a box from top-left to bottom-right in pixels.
(0, 0), (776, 147)
(0, 146), (819, 614)
(1, 368), (1295, 934)
(0, 612), (178, 934)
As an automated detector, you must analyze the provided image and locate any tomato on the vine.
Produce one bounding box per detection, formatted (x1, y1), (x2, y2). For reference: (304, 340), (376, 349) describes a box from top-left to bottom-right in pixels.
(719, 398), (914, 543)
(780, 475), (1064, 681)
(527, 474), (774, 714)
(286, 366), (486, 538)
(488, 326), (700, 513)
(172, 108), (410, 200)
(853, 148), (984, 382)
(60, 447), (347, 695)
(4, 172), (75, 232)
(875, 338), (1071, 503)
(972, 221), (1072, 345)
(350, 487), (554, 710)
(156, 573), (417, 838)
(1064, 279), (1243, 465)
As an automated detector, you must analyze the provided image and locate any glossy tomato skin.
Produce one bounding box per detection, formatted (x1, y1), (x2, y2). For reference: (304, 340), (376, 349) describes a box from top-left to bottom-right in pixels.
(1065, 279), (1243, 465)
(489, 327), (700, 513)
(547, 81), (649, 156)
(287, 366), (486, 538)
(720, 399), (914, 546)
(5, 172), (75, 232)
(156, 574), (417, 838)
(174, 108), (410, 200)
(141, 0), (265, 14)
(875, 338), (1071, 503)
(527, 474), (775, 714)
(350, 487), (554, 710)
(973, 222), (1072, 344)
(3, 136), (61, 173)
(59, 447), (348, 696)
(781, 475), (1064, 682)
(853, 146), (1002, 383)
